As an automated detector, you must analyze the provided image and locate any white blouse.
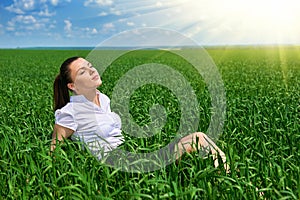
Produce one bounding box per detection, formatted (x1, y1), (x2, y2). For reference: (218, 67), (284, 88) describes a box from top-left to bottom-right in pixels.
(55, 90), (124, 159)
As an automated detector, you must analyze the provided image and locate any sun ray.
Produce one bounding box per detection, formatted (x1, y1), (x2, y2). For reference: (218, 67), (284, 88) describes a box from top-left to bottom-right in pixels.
(82, 0), (300, 46)
(168, 0), (300, 45)
(277, 46), (289, 89)
(115, 0), (186, 15)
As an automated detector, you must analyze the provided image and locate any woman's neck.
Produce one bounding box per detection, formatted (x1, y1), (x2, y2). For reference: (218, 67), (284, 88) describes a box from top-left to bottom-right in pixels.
(76, 89), (100, 106)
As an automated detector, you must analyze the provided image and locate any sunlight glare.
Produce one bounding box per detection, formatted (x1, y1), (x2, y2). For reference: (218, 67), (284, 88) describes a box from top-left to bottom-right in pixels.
(118, 0), (300, 45)
(180, 0), (300, 44)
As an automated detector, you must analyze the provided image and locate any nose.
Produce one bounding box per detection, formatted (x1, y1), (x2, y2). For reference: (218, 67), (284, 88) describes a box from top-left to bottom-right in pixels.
(89, 67), (96, 75)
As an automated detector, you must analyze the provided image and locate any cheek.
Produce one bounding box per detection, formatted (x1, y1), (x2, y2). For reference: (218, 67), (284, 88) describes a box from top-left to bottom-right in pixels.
(74, 76), (89, 87)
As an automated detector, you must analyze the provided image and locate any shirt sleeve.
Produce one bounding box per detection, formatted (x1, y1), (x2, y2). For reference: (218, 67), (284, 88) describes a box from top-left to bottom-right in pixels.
(55, 108), (78, 131)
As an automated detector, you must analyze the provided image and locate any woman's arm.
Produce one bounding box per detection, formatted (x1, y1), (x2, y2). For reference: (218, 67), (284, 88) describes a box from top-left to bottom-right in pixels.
(50, 124), (74, 152)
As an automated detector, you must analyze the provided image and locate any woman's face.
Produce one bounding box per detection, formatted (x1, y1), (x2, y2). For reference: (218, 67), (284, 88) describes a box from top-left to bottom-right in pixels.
(67, 58), (102, 93)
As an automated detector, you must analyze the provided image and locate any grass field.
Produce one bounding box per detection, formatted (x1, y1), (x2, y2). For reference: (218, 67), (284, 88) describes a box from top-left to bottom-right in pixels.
(0, 46), (299, 199)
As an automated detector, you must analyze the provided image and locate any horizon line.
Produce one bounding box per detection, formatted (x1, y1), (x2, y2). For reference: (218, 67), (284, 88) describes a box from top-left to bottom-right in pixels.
(1, 43), (300, 50)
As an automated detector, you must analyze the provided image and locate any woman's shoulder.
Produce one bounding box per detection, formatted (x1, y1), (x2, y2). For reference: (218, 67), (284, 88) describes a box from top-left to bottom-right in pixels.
(54, 102), (75, 117)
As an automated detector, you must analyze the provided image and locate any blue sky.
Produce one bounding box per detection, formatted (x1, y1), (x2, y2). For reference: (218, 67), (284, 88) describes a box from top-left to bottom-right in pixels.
(1, 0), (300, 48)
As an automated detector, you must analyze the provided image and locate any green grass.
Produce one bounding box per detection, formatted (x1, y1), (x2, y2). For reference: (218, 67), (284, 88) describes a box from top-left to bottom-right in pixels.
(0, 46), (299, 199)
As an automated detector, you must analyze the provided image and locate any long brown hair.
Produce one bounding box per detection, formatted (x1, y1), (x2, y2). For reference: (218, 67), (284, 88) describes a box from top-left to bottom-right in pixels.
(53, 56), (80, 111)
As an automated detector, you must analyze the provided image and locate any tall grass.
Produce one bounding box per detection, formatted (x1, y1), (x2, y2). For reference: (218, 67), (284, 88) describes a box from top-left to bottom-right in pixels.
(0, 47), (299, 199)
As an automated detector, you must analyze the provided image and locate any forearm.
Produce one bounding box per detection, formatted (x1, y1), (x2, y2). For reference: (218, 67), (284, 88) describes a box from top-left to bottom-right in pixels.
(50, 127), (62, 152)
(50, 133), (62, 152)
(50, 124), (73, 153)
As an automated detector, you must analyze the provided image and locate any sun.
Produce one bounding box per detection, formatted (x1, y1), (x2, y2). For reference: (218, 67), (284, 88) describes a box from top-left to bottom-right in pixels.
(242, 0), (298, 29)
(176, 0), (300, 44)
(237, 0), (300, 43)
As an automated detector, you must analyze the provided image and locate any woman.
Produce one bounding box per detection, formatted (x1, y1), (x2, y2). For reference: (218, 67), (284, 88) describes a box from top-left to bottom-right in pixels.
(51, 56), (229, 172)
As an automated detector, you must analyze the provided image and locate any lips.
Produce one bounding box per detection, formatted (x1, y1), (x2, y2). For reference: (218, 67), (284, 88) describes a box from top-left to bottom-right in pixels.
(92, 75), (99, 80)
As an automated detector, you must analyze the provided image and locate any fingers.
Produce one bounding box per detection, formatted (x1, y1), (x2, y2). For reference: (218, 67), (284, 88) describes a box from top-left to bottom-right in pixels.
(210, 146), (230, 173)
(201, 133), (230, 173)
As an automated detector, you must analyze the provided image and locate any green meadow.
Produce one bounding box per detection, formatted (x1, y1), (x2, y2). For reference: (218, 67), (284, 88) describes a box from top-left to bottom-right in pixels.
(0, 46), (299, 199)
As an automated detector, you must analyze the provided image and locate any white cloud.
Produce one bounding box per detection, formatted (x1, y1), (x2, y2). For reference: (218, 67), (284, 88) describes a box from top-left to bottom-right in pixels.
(5, 0), (70, 15)
(81, 27), (98, 35)
(64, 20), (72, 33)
(5, 0), (35, 14)
(7, 15), (36, 29)
(103, 23), (114, 29)
(102, 23), (115, 33)
(118, 18), (126, 23)
(91, 28), (98, 34)
(17, 15), (37, 24)
(15, 31), (29, 36)
(110, 7), (121, 15)
(23, 0), (35, 10)
(84, 0), (113, 7)
(98, 12), (108, 16)
(156, 1), (163, 7)
(37, 6), (56, 16)
(48, 0), (73, 6)
(50, 0), (59, 6)
(6, 15), (51, 33)
(5, 5), (25, 14)
(49, 24), (56, 29)
(6, 26), (15, 31)
(127, 22), (134, 26)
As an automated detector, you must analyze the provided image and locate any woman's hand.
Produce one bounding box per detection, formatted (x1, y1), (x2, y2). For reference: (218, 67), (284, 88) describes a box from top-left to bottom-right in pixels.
(176, 132), (230, 173)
